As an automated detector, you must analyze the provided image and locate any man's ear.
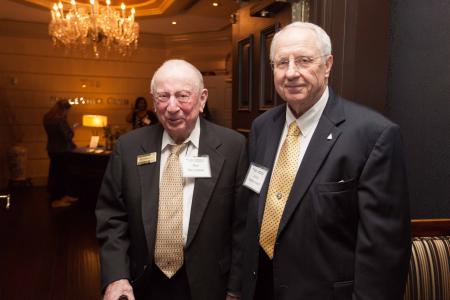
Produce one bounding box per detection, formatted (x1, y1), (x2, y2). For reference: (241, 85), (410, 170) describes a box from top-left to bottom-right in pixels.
(199, 89), (208, 112)
(324, 55), (333, 78)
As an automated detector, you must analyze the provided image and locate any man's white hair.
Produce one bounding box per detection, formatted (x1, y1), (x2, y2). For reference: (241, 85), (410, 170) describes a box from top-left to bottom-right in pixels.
(150, 59), (204, 95)
(270, 22), (332, 61)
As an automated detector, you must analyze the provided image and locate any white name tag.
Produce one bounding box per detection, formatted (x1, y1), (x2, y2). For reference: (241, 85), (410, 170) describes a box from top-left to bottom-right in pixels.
(137, 152), (157, 165)
(243, 163), (269, 194)
(182, 156), (211, 178)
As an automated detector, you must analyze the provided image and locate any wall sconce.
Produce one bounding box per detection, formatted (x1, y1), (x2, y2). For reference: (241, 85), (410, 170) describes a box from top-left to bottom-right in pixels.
(82, 114), (108, 148)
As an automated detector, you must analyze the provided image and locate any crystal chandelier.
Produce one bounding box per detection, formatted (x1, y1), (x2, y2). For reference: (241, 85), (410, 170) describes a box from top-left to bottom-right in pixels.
(49, 0), (139, 57)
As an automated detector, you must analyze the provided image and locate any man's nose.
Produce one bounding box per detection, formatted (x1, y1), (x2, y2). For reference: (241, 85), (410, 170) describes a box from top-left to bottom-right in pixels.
(166, 96), (180, 112)
(286, 60), (300, 78)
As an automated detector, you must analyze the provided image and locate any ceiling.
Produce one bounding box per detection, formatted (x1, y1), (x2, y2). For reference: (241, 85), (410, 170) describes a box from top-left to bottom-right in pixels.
(0, 0), (241, 35)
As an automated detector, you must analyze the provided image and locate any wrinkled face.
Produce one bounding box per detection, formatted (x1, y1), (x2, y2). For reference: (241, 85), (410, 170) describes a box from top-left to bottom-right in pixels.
(273, 28), (333, 115)
(154, 68), (207, 143)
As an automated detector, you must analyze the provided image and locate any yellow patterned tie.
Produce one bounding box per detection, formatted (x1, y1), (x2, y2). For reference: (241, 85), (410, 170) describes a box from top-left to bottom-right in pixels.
(154, 143), (187, 278)
(260, 121), (301, 259)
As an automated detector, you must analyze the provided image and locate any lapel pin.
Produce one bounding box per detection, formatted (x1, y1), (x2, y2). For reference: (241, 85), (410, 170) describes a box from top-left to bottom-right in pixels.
(137, 152), (157, 165)
(327, 133), (333, 140)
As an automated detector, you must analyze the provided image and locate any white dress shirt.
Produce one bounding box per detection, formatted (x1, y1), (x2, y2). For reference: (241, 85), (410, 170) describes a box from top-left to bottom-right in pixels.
(160, 118), (200, 245)
(273, 87), (329, 173)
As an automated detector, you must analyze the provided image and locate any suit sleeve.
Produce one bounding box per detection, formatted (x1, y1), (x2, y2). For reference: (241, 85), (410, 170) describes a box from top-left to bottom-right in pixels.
(248, 121), (257, 163)
(95, 139), (131, 292)
(227, 136), (250, 295)
(354, 124), (411, 299)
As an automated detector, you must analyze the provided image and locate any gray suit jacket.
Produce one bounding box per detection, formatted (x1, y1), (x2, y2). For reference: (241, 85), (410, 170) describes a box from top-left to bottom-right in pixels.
(96, 118), (248, 299)
(242, 90), (411, 300)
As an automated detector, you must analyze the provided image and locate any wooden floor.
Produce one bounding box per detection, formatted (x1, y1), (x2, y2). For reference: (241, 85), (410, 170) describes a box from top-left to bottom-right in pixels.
(0, 187), (102, 300)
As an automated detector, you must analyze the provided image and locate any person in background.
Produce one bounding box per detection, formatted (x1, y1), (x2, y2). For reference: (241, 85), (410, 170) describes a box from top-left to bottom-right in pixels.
(241, 21), (410, 300)
(43, 99), (78, 208)
(96, 59), (248, 300)
(126, 96), (159, 129)
(200, 102), (213, 122)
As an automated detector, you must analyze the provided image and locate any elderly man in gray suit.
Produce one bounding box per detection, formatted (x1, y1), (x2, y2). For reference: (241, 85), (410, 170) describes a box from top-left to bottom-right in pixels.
(96, 59), (247, 300)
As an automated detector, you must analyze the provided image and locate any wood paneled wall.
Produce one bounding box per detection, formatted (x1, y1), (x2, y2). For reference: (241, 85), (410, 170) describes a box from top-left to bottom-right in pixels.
(232, 3), (291, 133)
(0, 20), (233, 188)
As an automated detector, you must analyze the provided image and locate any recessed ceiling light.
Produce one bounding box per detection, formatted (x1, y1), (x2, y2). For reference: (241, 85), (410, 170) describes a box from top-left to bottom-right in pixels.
(212, 2), (219, 7)
(171, 21), (177, 25)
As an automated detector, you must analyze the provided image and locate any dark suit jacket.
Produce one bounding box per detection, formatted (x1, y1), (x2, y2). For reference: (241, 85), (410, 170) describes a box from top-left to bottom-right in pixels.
(96, 118), (248, 299)
(242, 90), (411, 300)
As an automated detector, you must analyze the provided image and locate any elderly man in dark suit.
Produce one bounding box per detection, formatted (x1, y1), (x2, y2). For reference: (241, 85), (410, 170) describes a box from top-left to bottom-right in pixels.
(96, 59), (247, 300)
(241, 22), (411, 300)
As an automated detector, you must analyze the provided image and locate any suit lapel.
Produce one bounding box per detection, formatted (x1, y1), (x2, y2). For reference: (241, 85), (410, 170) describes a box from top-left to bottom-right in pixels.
(186, 119), (224, 248)
(139, 125), (163, 258)
(257, 106), (286, 224)
(277, 91), (345, 237)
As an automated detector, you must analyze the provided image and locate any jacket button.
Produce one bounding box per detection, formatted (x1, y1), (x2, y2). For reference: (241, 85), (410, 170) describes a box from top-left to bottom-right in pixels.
(252, 271), (256, 277)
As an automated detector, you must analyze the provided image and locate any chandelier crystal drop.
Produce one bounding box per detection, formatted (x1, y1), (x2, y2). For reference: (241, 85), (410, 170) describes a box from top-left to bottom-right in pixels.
(49, 0), (139, 57)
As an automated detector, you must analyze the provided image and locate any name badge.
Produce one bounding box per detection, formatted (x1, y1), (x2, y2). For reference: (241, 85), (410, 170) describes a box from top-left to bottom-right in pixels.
(243, 163), (268, 194)
(137, 152), (157, 165)
(182, 156), (211, 178)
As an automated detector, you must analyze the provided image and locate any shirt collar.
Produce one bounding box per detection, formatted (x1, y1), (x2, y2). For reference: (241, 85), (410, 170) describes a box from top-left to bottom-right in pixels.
(285, 86), (329, 137)
(161, 117), (201, 151)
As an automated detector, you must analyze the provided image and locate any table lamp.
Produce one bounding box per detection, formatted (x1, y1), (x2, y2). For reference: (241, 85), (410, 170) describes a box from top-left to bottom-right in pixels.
(82, 114), (108, 148)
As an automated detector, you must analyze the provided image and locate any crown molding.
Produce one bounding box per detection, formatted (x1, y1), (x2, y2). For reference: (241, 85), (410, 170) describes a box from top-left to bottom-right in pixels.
(0, 19), (231, 47)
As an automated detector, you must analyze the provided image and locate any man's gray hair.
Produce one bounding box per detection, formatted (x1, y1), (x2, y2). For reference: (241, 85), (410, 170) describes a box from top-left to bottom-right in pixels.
(150, 59), (204, 95)
(270, 22), (332, 61)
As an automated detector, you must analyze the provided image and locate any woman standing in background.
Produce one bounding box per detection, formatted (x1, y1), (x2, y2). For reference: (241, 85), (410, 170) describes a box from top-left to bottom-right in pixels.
(126, 96), (159, 129)
(43, 99), (78, 208)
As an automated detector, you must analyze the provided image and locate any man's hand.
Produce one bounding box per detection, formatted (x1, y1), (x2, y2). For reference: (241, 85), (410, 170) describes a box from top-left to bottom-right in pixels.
(103, 279), (135, 300)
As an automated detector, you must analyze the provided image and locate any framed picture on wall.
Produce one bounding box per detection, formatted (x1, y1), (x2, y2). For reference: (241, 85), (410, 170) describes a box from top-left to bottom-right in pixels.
(237, 34), (254, 111)
(259, 23), (280, 110)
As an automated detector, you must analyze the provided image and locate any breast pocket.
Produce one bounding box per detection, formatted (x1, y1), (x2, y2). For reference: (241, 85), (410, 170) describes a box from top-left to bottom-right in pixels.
(313, 179), (357, 228)
(332, 280), (353, 300)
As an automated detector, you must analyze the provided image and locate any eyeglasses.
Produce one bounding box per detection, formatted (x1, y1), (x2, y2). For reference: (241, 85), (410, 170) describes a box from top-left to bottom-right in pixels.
(154, 91), (193, 104)
(271, 55), (326, 71)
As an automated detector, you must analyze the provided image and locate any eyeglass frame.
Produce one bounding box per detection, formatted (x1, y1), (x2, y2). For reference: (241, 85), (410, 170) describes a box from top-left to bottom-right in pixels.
(270, 54), (329, 71)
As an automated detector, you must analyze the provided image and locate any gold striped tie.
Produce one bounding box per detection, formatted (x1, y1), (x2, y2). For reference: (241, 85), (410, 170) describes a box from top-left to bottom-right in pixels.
(259, 121), (300, 259)
(154, 143), (187, 278)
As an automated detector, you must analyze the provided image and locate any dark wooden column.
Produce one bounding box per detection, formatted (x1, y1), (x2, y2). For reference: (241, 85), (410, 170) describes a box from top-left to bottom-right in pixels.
(311, 0), (391, 112)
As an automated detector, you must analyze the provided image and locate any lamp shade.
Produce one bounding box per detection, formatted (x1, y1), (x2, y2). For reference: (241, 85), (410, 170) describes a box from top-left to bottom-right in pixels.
(82, 115), (108, 127)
